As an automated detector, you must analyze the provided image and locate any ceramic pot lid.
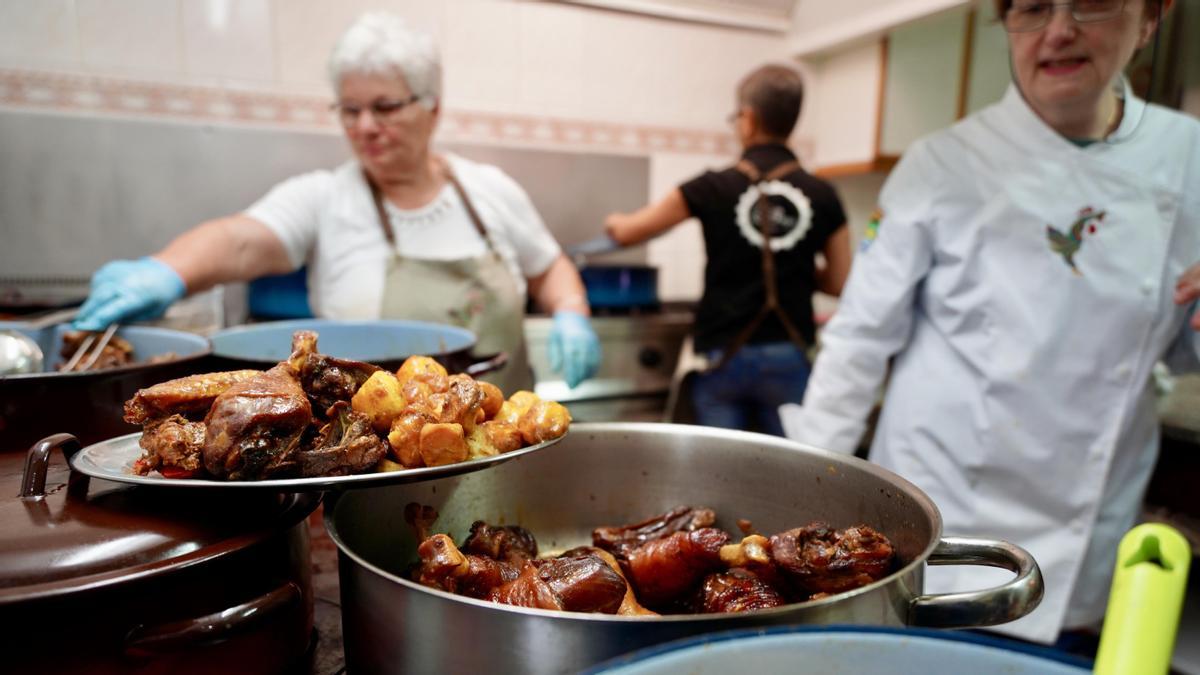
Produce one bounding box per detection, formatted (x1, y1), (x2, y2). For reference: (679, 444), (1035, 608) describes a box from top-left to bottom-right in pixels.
(0, 434), (318, 602)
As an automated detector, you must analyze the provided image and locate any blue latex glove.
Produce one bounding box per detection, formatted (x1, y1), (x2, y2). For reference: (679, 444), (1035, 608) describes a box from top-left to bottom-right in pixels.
(74, 257), (186, 330)
(547, 310), (601, 389)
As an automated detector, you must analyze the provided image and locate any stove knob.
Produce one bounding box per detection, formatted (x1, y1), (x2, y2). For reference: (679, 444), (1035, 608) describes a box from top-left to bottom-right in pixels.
(638, 347), (663, 369)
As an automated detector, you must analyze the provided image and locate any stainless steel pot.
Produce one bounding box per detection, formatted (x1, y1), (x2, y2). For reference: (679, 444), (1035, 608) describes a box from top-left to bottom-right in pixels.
(326, 423), (1043, 674)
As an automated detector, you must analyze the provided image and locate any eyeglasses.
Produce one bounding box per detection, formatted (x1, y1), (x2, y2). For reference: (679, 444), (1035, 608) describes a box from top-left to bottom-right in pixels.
(330, 94), (423, 127)
(1004, 0), (1125, 32)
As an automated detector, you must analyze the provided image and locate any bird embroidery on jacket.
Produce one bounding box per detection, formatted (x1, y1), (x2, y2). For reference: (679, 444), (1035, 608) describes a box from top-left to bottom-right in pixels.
(1046, 206), (1106, 275)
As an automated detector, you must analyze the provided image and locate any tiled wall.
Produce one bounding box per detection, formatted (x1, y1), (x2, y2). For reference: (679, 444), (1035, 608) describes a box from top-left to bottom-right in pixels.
(0, 0), (802, 301)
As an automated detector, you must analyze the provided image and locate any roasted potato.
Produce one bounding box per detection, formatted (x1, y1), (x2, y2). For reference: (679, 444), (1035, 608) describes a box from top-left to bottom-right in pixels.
(484, 420), (523, 453)
(517, 400), (571, 445)
(400, 378), (433, 404)
(387, 410), (433, 467)
(478, 381), (504, 420)
(351, 371), (406, 433)
(397, 356), (449, 391)
(495, 390), (539, 426)
(419, 422), (469, 466)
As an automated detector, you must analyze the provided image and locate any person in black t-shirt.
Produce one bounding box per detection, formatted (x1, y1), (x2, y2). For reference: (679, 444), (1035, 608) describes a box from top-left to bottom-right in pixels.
(603, 64), (851, 436)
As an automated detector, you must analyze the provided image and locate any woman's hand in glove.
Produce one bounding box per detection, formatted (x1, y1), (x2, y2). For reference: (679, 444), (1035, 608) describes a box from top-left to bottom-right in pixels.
(548, 310), (601, 388)
(74, 257), (186, 330)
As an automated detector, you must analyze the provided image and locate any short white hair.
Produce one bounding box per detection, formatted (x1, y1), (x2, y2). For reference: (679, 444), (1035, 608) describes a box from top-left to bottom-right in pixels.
(328, 12), (441, 109)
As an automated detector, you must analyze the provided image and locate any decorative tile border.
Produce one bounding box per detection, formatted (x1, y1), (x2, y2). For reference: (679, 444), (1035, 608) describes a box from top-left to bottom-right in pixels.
(0, 68), (737, 156)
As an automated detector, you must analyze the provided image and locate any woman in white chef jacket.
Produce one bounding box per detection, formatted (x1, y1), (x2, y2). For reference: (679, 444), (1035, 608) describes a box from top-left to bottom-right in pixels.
(781, 0), (1198, 647)
(73, 12), (601, 394)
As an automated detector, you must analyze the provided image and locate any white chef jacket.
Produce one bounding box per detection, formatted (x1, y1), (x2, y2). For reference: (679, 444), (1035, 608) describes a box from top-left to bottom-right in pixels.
(245, 153), (561, 319)
(780, 82), (1200, 643)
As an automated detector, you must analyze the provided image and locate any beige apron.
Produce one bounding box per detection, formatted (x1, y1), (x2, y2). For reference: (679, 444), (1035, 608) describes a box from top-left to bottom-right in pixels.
(367, 160), (534, 394)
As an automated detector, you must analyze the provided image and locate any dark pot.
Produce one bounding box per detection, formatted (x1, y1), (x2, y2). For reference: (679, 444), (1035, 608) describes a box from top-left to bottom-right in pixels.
(0, 323), (211, 452)
(2, 434), (320, 674)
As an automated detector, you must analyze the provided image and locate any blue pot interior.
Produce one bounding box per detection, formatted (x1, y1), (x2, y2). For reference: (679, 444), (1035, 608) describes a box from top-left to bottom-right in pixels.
(211, 319), (476, 364)
(586, 626), (1091, 675)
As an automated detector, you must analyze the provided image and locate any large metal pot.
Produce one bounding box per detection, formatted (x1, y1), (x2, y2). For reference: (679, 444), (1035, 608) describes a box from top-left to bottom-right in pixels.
(2, 434), (320, 674)
(0, 323), (211, 451)
(208, 319), (506, 376)
(327, 423), (1044, 674)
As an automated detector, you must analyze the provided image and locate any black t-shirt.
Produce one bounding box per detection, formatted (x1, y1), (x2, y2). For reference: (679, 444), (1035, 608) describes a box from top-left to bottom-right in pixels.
(679, 143), (847, 353)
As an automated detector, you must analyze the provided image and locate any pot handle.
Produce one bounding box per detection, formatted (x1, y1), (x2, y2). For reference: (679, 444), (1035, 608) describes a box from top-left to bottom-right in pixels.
(908, 536), (1044, 628)
(20, 433), (85, 500)
(464, 351), (508, 378)
(124, 581), (302, 657)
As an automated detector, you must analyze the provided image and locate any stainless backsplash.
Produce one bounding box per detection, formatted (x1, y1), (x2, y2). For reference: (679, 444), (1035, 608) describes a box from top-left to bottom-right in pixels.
(0, 110), (650, 284)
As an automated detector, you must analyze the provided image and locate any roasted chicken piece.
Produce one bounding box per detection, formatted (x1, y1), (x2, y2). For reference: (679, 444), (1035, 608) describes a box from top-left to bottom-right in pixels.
(564, 547), (658, 616)
(696, 569), (786, 613)
(623, 528), (730, 607)
(462, 521), (538, 564)
(484, 553), (627, 614)
(131, 415), (205, 478)
(416, 534), (520, 599)
(289, 330), (380, 414)
(297, 401), (387, 477)
(124, 370), (261, 424)
(769, 522), (894, 596)
(593, 506), (718, 559)
(719, 534), (784, 589)
(202, 338), (313, 480)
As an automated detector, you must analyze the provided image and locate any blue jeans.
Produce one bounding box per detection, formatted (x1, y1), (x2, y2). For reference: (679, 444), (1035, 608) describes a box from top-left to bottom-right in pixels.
(690, 341), (811, 437)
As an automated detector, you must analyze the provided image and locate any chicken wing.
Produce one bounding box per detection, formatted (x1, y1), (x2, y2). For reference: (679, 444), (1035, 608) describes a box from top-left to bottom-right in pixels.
(124, 370), (262, 424)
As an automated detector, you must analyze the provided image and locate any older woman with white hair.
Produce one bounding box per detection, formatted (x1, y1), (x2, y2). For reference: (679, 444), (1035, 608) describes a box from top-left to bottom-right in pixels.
(74, 12), (601, 392)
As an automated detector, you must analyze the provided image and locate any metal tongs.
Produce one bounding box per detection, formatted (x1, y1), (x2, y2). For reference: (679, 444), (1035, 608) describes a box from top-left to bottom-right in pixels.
(61, 323), (119, 372)
(20, 307), (119, 373)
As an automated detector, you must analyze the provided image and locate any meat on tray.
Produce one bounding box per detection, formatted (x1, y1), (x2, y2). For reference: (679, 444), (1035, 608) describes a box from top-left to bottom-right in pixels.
(122, 330), (571, 481)
(409, 504), (895, 616)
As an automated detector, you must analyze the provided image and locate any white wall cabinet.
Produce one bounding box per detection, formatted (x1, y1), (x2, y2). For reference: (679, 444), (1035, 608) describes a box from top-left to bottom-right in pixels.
(802, 3), (1010, 177)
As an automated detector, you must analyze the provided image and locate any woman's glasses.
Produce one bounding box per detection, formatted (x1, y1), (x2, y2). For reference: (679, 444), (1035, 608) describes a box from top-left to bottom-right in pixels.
(331, 94), (422, 127)
(1004, 0), (1125, 32)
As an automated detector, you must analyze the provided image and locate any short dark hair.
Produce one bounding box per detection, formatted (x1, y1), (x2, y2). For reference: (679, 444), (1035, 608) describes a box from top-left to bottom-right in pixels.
(737, 64), (804, 140)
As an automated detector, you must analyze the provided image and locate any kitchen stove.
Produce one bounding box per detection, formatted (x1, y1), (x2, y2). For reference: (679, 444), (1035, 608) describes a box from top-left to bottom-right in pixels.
(524, 304), (693, 422)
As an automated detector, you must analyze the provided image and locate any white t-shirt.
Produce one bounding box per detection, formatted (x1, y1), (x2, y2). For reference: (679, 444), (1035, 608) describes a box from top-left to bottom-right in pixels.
(245, 153), (561, 319)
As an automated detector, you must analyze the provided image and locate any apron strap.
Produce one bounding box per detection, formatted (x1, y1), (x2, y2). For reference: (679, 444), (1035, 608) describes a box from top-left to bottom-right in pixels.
(711, 159), (807, 372)
(364, 157), (500, 255)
